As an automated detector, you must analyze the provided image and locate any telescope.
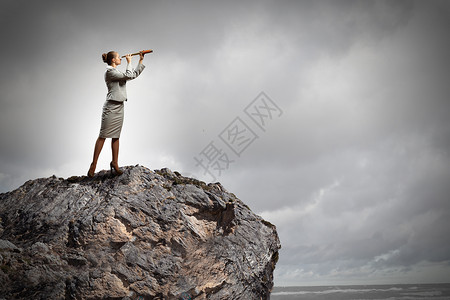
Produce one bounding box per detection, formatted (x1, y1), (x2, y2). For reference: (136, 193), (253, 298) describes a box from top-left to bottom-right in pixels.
(121, 49), (153, 58)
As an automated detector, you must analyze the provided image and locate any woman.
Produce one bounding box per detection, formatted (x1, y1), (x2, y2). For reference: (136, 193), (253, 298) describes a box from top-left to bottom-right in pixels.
(87, 50), (146, 177)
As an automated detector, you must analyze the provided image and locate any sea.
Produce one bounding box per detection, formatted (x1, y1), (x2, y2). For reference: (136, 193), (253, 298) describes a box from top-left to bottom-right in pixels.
(271, 283), (450, 300)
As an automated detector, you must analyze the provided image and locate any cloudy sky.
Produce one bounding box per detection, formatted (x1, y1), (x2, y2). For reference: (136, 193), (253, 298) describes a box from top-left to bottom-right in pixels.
(1, 0), (450, 286)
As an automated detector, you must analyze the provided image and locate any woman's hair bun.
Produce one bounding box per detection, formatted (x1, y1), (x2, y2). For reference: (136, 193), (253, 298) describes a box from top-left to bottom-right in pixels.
(102, 51), (116, 65)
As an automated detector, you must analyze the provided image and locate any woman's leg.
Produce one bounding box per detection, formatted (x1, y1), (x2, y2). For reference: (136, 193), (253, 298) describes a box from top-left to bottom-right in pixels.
(111, 138), (120, 166)
(111, 138), (123, 175)
(93, 137), (106, 165)
(88, 137), (105, 177)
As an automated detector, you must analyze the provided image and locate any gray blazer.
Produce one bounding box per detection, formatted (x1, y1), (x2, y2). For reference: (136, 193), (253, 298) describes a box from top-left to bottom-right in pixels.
(105, 63), (145, 102)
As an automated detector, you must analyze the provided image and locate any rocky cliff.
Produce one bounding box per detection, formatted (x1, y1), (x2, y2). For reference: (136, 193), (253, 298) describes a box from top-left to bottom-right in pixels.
(0, 165), (280, 299)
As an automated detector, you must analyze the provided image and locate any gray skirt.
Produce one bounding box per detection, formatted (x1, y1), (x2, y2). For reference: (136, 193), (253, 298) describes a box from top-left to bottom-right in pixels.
(99, 100), (124, 138)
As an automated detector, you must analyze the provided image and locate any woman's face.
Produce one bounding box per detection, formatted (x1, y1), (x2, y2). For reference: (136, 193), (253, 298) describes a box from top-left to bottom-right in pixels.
(112, 52), (121, 66)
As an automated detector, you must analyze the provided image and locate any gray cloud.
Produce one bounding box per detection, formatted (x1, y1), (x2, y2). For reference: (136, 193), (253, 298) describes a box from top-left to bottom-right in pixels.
(1, 0), (450, 286)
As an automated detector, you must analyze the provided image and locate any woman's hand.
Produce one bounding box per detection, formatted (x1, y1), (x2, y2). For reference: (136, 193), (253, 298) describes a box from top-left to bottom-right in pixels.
(139, 50), (145, 63)
(125, 54), (132, 64)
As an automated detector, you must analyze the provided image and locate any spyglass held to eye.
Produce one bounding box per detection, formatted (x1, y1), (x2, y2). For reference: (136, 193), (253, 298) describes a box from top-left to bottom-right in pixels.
(121, 50), (153, 58)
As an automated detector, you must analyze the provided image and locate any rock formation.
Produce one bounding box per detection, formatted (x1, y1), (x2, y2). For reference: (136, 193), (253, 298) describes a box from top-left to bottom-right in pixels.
(0, 165), (280, 299)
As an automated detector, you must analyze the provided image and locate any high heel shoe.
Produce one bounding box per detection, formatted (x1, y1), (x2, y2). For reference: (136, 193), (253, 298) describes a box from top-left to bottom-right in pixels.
(87, 163), (96, 178)
(110, 161), (123, 176)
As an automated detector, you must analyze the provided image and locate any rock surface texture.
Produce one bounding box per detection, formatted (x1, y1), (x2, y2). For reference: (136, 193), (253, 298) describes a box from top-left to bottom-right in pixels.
(0, 166), (280, 299)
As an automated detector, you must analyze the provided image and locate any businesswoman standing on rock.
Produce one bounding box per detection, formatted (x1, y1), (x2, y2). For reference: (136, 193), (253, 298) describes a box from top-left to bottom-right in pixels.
(88, 50), (146, 177)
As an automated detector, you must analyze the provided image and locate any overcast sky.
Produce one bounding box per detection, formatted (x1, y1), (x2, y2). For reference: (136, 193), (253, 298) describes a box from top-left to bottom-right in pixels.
(1, 0), (450, 286)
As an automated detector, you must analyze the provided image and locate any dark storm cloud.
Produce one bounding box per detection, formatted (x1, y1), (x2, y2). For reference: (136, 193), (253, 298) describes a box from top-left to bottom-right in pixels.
(1, 0), (450, 286)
